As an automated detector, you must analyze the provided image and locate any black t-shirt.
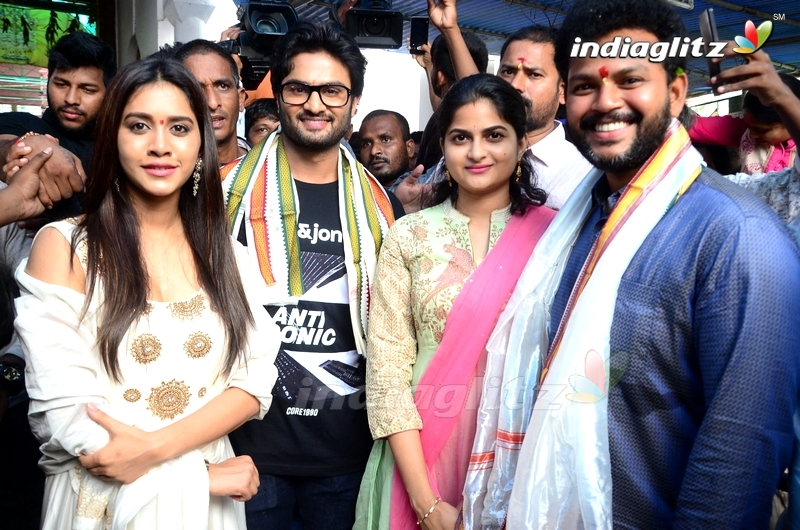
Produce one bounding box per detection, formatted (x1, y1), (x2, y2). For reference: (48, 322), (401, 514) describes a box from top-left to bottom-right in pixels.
(0, 108), (92, 219)
(230, 180), (377, 476)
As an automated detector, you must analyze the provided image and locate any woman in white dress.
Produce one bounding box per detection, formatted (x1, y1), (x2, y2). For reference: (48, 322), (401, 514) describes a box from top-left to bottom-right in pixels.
(14, 56), (280, 529)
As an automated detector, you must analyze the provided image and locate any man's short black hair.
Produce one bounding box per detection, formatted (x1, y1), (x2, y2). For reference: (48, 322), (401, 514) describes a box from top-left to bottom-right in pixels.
(743, 73), (800, 125)
(270, 21), (367, 98)
(48, 32), (117, 87)
(175, 39), (240, 86)
(431, 31), (489, 85)
(410, 130), (423, 144)
(361, 109), (410, 142)
(554, 0), (687, 84)
(245, 98), (279, 132)
(150, 42), (183, 61)
(500, 25), (558, 63)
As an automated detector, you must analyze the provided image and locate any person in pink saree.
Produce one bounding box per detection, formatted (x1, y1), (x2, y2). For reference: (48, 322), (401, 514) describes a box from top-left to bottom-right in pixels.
(354, 74), (556, 530)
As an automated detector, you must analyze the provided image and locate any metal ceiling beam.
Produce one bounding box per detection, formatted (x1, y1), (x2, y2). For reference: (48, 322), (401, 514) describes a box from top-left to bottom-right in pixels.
(0, 0), (94, 16)
(703, 0), (800, 28)
(503, 0), (568, 16)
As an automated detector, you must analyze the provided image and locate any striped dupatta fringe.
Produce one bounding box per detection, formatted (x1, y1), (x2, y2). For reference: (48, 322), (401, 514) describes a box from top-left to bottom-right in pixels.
(221, 132), (395, 351)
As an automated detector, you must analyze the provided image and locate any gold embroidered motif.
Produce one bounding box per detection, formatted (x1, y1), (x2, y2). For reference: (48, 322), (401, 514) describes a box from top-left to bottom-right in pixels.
(65, 217), (79, 225)
(131, 334), (162, 364)
(141, 303), (154, 316)
(147, 379), (191, 420)
(184, 332), (212, 358)
(198, 387), (207, 397)
(74, 467), (111, 520)
(123, 389), (141, 402)
(78, 239), (88, 265)
(168, 294), (204, 321)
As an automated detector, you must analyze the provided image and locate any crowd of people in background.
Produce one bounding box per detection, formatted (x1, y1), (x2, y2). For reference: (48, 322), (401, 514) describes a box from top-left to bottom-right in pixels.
(0, 0), (799, 528)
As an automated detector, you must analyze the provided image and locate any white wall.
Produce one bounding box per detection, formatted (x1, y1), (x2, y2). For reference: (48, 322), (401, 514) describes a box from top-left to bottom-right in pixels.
(355, 48), (433, 133)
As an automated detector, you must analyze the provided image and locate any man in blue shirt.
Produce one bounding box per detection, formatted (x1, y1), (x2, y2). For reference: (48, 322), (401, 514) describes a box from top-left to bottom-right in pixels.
(506, 0), (800, 527)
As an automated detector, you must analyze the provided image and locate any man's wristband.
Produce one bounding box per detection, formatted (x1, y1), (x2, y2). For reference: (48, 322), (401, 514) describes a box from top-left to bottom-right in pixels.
(15, 132), (40, 144)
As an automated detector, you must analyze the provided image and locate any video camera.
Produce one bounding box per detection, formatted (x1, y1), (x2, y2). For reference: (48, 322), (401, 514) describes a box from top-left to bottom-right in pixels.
(344, 0), (404, 49)
(219, 0), (298, 90)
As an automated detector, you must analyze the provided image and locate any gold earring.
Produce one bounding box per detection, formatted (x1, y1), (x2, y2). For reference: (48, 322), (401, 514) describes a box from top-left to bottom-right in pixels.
(515, 161), (522, 183)
(445, 168), (452, 187)
(192, 158), (203, 197)
(113, 177), (120, 193)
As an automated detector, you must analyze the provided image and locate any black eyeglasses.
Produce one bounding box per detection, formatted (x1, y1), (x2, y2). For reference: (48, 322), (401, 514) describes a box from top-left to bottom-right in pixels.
(279, 82), (352, 108)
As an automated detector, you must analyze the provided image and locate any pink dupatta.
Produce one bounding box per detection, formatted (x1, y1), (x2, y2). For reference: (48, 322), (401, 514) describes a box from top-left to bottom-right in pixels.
(389, 205), (555, 528)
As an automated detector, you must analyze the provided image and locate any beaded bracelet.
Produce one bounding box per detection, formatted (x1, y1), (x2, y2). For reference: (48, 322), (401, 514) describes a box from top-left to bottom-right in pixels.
(15, 131), (40, 144)
(416, 496), (440, 525)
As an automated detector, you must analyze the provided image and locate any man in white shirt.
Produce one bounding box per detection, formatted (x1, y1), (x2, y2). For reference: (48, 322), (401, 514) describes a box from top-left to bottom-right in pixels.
(426, 1), (593, 209)
(495, 26), (593, 209)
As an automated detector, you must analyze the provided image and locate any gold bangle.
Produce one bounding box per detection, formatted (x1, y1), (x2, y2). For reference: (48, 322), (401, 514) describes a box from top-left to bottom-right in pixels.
(416, 496), (440, 525)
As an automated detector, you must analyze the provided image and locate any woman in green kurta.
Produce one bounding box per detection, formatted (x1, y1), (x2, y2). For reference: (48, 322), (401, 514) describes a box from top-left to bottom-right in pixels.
(354, 74), (555, 530)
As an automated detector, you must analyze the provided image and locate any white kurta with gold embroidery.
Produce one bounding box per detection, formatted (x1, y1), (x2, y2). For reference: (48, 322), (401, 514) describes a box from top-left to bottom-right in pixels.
(15, 220), (280, 530)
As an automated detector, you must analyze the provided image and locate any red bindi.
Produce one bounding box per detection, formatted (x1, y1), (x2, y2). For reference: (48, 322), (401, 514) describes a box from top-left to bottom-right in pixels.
(599, 66), (609, 78)
(159, 120), (164, 125)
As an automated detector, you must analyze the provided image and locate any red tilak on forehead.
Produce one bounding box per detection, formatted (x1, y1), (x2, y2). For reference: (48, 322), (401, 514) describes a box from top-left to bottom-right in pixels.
(599, 66), (609, 78)
(160, 120), (164, 125)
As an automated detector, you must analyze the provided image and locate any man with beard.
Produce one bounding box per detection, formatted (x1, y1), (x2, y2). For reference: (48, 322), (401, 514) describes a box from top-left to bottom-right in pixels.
(221, 22), (403, 530)
(175, 40), (249, 166)
(0, 32), (115, 216)
(496, 26), (593, 209)
(358, 109), (414, 191)
(497, 0), (800, 528)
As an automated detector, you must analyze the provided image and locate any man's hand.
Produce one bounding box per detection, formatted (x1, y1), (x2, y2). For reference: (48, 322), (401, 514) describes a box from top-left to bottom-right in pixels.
(711, 46), (800, 147)
(711, 46), (785, 104)
(4, 133), (58, 180)
(4, 142), (32, 181)
(1, 148), (51, 224)
(427, 0), (458, 32)
(337, 0), (358, 25)
(78, 404), (163, 484)
(412, 42), (433, 71)
(208, 456), (260, 501)
(7, 135), (85, 209)
(394, 165), (431, 214)
(220, 25), (243, 43)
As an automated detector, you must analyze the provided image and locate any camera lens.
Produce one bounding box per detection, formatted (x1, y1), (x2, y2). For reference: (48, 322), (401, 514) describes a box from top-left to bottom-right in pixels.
(252, 12), (288, 34)
(362, 16), (387, 36)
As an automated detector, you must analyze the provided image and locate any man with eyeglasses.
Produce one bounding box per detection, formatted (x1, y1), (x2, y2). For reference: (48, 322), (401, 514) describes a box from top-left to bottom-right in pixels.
(222, 21), (403, 530)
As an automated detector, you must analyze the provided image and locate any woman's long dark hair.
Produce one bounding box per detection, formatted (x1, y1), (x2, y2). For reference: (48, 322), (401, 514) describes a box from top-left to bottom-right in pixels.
(427, 74), (547, 214)
(75, 57), (254, 382)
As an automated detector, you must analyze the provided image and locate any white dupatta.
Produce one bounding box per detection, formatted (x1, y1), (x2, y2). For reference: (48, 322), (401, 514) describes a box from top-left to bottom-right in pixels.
(485, 121), (702, 529)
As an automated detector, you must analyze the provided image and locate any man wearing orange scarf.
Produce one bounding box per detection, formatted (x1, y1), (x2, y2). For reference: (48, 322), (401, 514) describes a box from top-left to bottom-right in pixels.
(501, 0), (800, 528)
